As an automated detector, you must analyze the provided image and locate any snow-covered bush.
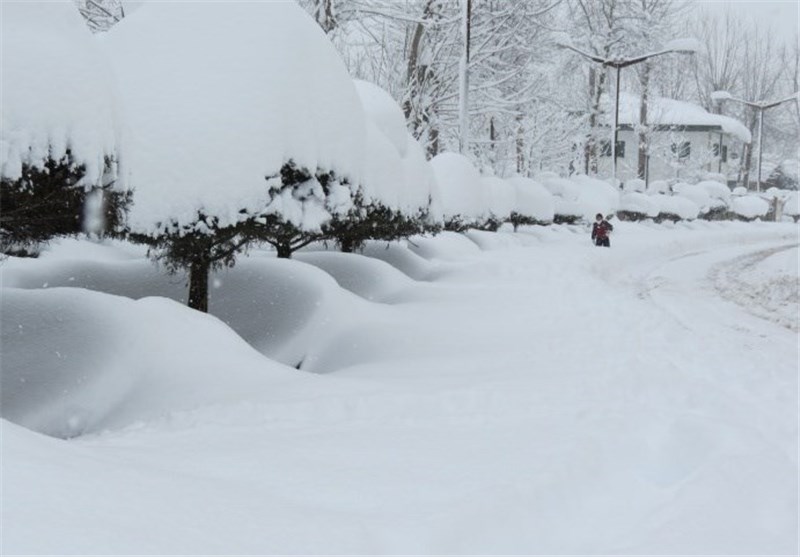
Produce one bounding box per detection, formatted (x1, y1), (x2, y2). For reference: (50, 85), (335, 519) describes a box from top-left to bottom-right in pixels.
(623, 178), (646, 193)
(506, 176), (555, 230)
(1, 0), (127, 254)
(729, 195), (769, 221)
(702, 172), (727, 184)
(105, 1), (366, 310)
(481, 176), (516, 228)
(650, 194), (700, 222)
(323, 81), (435, 252)
(696, 180), (732, 205)
(618, 192), (658, 221)
(695, 180), (732, 220)
(673, 183), (715, 217)
(766, 159), (799, 190)
(648, 180), (670, 195)
(430, 152), (491, 231)
(783, 191), (800, 221)
(570, 175), (620, 222)
(539, 176), (583, 224)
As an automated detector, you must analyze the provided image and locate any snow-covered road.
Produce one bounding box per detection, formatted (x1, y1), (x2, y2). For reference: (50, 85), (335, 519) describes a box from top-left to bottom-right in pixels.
(2, 223), (798, 555)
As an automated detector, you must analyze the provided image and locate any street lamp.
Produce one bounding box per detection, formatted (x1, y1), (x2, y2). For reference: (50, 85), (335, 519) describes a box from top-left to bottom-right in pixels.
(558, 38), (699, 186)
(711, 90), (800, 192)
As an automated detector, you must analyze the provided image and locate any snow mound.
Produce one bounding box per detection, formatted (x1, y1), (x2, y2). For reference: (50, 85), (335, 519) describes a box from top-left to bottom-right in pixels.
(623, 179), (646, 193)
(430, 152), (488, 221)
(507, 176), (555, 222)
(0, 287), (294, 438)
(648, 180), (670, 195)
(407, 231), (481, 261)
(295, 251), (414, 301)
(730, 196), (769, 220)
(539, 176), (582, 219)
(464, 229), (524, 250)
(651, 194), (700, 220)
(570, 175), (620, 220)
(621, 192), (658, 217)
(481, 176), (515, 220)
(782, 192), (800, 217)
(353, 79), (408, 158)
(2, 246), (373, 368)
(402, 134), (442, 220)
(360, 121), (403, 208)
(696, 180), (732, 204)
(673, 183), (719, 214)
(1, 0), (121, 185)
(104, 1), (366, 233)
(359, 240), (437, 280)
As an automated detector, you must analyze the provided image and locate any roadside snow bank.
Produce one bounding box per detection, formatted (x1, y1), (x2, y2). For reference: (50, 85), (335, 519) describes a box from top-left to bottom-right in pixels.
(2, 245), (377, 368)
(1, 288), (294, 438)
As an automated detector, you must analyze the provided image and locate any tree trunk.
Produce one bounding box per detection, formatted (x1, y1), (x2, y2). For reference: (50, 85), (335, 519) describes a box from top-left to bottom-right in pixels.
(515, 113), (525, 174)
(404, 0), (439, 157)
(276, 242), (293, 259)
(339, 237), (355, 253)
(188, 259), (210, 313)
(742, 142), (753, 189)
(586, 67), (604, 175)
(637, 64), (651, 180)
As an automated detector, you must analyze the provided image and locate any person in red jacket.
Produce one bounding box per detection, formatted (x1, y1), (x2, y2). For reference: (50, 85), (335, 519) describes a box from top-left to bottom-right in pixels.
(591, 213), (613, 247)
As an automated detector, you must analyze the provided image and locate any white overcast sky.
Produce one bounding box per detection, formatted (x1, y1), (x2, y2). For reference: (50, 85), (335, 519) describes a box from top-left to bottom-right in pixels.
(694, 0), (799, 44)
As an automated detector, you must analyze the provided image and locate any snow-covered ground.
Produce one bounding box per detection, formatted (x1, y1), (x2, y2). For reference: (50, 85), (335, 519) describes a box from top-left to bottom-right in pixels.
(2, 221), (798, 555)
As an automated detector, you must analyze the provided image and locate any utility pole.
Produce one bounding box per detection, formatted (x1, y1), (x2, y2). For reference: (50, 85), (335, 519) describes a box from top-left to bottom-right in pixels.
(458, 0), (472, 155)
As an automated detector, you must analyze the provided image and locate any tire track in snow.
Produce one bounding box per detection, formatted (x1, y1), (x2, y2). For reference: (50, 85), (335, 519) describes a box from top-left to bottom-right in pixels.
(709, 242), (799, 332)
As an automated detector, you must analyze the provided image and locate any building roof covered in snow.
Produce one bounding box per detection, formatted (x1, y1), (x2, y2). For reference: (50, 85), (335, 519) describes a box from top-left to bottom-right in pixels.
(606, 93), (752, 143)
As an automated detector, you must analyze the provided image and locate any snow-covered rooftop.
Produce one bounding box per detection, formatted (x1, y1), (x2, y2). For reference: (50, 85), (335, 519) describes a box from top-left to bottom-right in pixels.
(610, 93), (752, 143)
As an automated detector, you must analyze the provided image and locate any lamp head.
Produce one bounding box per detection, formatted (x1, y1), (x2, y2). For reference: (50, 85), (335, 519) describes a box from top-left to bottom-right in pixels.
(664, 37), (701, 54)
(711, 90), (733, 103)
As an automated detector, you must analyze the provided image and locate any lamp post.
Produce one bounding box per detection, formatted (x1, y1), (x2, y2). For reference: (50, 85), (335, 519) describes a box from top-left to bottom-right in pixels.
(711, 90), (800, 192)
(558, 38), (699, 187)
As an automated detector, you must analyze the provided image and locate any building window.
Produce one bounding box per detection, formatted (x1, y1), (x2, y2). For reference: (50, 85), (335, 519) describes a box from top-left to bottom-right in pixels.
(600, 140), (625, 158)
(671, 141), (690, 159)
(712, 143), (728, 162)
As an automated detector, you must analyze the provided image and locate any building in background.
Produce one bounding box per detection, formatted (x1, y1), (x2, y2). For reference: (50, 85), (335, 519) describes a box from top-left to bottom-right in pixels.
(597, 93), (752, 185)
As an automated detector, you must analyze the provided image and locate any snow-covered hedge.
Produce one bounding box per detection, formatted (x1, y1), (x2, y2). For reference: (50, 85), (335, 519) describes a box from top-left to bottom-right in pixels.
(648, 180), (670, 195)
(1, 0), (127, 252)
(106, 1), (366, 235)
(650, 194), (700, 221)
(507, 176), (555, 228)
(570, 175), (620, 221)
(623, 179), (646, 193)
(481, 176), (516, 225)
(105, 1), (369, 309)
(1, 0), (121, 185)
(783, 191), (800, 221)
(430, 152), (490, 230)
(618, 192), (658, 220)
(729, 196), (769, 220)
(539, 176), (583, 223)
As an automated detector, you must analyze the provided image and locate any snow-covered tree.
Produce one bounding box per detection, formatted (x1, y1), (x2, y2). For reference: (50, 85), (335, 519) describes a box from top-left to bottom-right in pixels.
(1, 0), (127, 255)
(74, 0), (125, 33)
(105, 2), (366, 311)
(323, 79), (439, 252)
